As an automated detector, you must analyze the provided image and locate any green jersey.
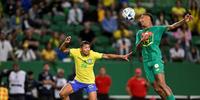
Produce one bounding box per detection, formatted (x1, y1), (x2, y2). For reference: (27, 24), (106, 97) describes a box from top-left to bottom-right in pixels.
(135, 26), (167, 62)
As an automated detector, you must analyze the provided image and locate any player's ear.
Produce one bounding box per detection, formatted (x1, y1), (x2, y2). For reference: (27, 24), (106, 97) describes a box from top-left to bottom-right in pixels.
(137, 21), (142, 28)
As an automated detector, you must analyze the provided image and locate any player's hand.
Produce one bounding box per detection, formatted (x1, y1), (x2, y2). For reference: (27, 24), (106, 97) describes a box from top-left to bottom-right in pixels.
(64, 36), (71, 43)
(141, 32), (152, 41)
(184, 14), (193, 22)
(141, 35), (148, 42)
(122, 52), (132, 61)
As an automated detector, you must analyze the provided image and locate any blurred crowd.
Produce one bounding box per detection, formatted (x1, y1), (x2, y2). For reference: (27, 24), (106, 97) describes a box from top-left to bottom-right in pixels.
(0, 63), (150, 100)
(0, 63), (82, 100)
(0, 0), (200, 64)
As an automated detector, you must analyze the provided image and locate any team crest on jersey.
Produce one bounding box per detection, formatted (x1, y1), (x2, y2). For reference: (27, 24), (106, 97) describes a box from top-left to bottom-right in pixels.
(141, 32), (153, 47)
(154, 64), (160, 71)
(154, 64), (159, 68)
(87, 58), (93, 64)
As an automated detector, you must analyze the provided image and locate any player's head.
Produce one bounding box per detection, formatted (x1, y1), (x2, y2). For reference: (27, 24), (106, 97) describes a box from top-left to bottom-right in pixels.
(99, 67), (106, 76)
(84, 21), (91, 30)
(46, 42), (52, 50)
(57, 68), (65, 77)
(73, 3), (78, 9)
(27, 71), (34, 80)
(191, 46), (197, 53)
(139, 13), (154, 28)
(13, 63), (19, 72)
(0, 33), (5, 40)
(175, 43), (180, 50)
(135, 0), (142, 7)
(135, 68), (142, 77)
(43, 63), (50, 72)
(176, 0), (182, 7)
(80, 41), (91, 56)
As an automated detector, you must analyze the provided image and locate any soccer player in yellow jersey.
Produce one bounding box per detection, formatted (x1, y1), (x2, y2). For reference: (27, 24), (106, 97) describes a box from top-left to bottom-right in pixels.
(59, 36), (132, 100)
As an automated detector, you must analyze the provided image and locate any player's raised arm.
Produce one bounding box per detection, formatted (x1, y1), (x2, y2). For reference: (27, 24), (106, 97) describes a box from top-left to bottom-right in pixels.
(167, 14), (192, 30)
(102, 52), (132, 61)
(59, 36), (71, 53)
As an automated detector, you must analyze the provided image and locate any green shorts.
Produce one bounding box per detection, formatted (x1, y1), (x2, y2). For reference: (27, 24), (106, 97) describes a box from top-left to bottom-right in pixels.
(143, 60), (164, 83)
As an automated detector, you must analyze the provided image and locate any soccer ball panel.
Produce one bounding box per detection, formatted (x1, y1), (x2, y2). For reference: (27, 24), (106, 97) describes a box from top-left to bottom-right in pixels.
(122, 7), (135, 21)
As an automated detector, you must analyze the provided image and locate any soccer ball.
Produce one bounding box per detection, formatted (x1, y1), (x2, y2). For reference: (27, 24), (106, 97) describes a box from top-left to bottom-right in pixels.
(122, 7), (135, 21)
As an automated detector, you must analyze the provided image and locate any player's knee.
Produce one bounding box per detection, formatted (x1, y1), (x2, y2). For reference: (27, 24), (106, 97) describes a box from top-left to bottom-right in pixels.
(59, 89), (70, 98)
(59, 84), (72, 97)
(59, 91), (66, 98)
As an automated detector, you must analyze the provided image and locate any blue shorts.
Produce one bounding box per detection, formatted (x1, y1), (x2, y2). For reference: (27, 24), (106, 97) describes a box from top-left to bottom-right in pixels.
(69, 80), (97, 93)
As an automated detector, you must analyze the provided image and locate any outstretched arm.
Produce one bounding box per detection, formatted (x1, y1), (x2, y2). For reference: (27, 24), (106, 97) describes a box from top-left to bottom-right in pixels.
(59, 36), (71, 53)
(167, 14), (192, 30)
(102, 52), (132, 61)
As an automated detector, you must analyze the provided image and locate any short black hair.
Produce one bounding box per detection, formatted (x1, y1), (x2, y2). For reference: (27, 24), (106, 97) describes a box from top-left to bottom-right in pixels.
(141, 13), (154, 25)
(12, 63), (19, 67)
(27, 71), (33, 75)
(80, 41), (90, 47)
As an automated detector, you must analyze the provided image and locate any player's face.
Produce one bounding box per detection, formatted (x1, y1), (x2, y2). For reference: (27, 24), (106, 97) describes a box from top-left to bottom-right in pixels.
(139, 15), (152, 28)
(58, 70), (64, 77)
(28, 74), (34, 80)
(81, 44), (90, 56)
(135, 68), (142, 77)
(99, 67), (106, 75)
(13, 64), (19, 72)
(136, 72), (142, 77)
(0, 34), (5, 40)
(43, 64), (50, 72)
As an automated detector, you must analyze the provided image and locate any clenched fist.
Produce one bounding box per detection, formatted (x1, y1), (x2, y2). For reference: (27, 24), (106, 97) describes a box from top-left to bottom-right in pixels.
(64, 36), (71, 43)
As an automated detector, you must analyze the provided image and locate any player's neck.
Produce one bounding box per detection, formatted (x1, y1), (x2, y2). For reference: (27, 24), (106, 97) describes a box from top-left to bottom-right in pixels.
(81, 51), (89, 56)
(144, 25), (152, 29)
(143, 23), (153, 29)
(100, 74), (106, 77)
(135, 76), (142, 78)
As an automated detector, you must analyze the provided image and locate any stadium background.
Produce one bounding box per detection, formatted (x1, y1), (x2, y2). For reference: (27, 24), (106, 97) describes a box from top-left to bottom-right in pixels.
(0, 0), (200, 100)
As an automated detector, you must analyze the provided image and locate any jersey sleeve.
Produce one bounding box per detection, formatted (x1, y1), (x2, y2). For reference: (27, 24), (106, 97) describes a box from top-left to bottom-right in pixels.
(135, 30), (142, 46)
(91, 50), (103, 60)
(157, 25), (167, 37)
(69, 48), (78, 57)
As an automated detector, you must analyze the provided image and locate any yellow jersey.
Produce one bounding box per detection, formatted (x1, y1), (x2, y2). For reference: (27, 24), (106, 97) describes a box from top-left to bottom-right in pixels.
(172, 7), (186, 20)
(103, 0), (114, 7)
(41, 49), (56, 61)
(0, 87), (8, 100)
(114, 29), (131, 40)
(134, 7), (146, 19)
(70, 48), (103, 84)
(98, 8), (105, 22)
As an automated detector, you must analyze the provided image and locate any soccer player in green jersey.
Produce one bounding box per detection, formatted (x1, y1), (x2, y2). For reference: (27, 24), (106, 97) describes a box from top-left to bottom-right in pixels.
(136, 13), (192, 100)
